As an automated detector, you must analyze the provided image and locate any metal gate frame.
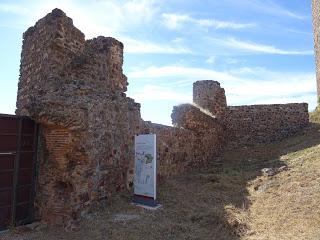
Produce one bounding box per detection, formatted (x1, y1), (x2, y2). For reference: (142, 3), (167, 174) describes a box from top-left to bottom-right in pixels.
(0, 114), (38, 231)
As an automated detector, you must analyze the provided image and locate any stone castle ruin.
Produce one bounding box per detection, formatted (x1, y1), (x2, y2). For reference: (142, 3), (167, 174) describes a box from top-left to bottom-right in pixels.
(16, 9), (309, 225)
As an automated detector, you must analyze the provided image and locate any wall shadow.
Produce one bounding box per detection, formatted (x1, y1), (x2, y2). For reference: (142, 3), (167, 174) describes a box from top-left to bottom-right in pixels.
(202, 121), (320, 239)
(144, 121), (320, 240)
(2, 123), (319, 240)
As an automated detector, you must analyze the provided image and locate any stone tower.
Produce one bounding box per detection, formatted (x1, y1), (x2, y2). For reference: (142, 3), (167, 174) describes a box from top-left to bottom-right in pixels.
(312, 0), (320, 101)
(16, 9), (141, 224)
(193, 80), (227, 120)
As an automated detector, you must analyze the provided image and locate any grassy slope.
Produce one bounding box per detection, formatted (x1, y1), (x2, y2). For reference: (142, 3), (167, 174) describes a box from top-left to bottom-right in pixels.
(243, 113), (320, 239)
(2, 113), (320, 240)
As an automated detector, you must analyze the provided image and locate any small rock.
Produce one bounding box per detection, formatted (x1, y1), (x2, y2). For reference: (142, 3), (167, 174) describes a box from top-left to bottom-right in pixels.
(278, 165), (288, 172)
(261, 168), (277, 177)
(24, 221), (41, 230)
(261, 165), (288, 177)
(112, 213), (140, 222)
(64, 220), (80, 232)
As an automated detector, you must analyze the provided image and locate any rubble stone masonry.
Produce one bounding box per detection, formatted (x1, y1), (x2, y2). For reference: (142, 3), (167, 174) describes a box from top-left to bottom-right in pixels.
(313, 0), (320, 100)
(225, 104), (309, 147)
(193, 80), (227, 120)
(142, 122), (224, 179)
(16, 9), (225, 225)
(15, 9), (309, 225)
(16, 9), (142, 224)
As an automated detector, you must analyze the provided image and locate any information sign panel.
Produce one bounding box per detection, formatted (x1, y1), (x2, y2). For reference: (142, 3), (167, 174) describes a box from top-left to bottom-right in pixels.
(134, 134), (156, 206)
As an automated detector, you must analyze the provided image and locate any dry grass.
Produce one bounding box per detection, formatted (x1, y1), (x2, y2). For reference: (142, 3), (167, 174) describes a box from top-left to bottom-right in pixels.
(2, 113), (320, 239)
(243, 113), (320, 240)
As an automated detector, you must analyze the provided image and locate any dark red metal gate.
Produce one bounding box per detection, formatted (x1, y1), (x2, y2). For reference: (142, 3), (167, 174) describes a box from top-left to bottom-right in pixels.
(0, 114), (38, 231)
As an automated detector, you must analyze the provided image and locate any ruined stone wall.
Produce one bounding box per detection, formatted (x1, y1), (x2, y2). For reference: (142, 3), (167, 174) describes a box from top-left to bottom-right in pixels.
(15, 8), (310, 227)
(142, 122), (224, 179)
(174, 81), (309, 148)
(16, 9), (85, 114)
(16, 9), (226, 226)
(193, 80), (227, 120)
(312, 0), (320, 100)
(225, 103), (309, 147)
(16, 9), (141, 225)
(171, 104), (220, 130)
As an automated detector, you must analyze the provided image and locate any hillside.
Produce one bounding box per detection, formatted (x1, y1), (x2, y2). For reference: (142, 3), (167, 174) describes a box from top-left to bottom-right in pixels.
(242, 112), (320, 239)
(2, 113), (320, 240)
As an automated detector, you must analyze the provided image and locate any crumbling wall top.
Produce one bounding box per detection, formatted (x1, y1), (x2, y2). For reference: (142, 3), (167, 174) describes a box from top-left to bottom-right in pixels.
(16, 8), (142, 225)
(192, 80), (227, 120)
(17, 8), (128, 119)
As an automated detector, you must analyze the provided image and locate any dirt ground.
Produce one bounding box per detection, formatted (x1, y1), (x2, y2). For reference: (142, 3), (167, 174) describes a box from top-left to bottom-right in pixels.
(1, 116), (320, 240)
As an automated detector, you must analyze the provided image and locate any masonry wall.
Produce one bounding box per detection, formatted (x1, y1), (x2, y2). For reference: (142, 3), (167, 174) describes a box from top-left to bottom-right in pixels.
(193, 80), (227, 121)
(15, 7), (311, 227)
(143, 119), (225, 179)
(312, 0), (320, 100)
(172, 86), (309, 148)
(16, 9), (142, 225)
(225, 103), (309, 147)
(171, 104), (220, 130)
(16, 9), (226, 226)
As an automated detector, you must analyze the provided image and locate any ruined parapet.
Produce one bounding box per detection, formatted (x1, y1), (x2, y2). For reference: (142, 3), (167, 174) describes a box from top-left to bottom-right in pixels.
(171, 103), (220, 130)
(169, 103), (225, 168)
(85, 36), (128, 92)
(312, 0), (320, 101)
(16, 9), (141, 225)
(176, 79), (309, 149)
(142, 121), (225, 179)
(193, 80), (227, 120)
(17, 9), (128, 120)
(170, 82), (228, 166)
(16, 9), (85, 116)
(225, 103), (309, 147)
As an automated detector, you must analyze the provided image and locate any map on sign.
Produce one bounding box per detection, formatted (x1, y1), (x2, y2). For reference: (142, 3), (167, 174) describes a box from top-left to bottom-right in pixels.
(134, 134), (156, 198)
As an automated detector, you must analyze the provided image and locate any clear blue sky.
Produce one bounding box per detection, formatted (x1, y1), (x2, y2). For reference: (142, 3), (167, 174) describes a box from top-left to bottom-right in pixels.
(0, 0), (316, 125)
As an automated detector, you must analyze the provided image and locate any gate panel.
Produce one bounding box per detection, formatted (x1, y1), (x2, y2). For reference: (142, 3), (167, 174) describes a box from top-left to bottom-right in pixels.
(0, 114), (38, 231)
(0, 152), (15, 230)
(0, 137), (18, 152)
(0, 117), (19, 133)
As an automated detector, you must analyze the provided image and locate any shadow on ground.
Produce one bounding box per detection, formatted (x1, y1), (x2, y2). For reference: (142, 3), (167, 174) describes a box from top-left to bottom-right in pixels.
(2, 121), (320, 240)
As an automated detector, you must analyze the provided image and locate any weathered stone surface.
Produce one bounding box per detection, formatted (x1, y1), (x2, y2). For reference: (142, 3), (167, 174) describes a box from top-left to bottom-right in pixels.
(193, 80), (227, 120)
(142, 122), (225, 179)
(261, 165), (288, 177)
(225, 104), (309, 147)
(16, 9), (141, 225)
(174, 82), (309, 148)
(15, 9), (227, 226)
(171, 103), (221, 130)
(312, 0), (320, 100)
(15, 8), (310, 227)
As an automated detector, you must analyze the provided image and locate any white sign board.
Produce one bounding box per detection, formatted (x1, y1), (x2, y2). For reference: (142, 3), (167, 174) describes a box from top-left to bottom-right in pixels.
(134, 134), (156, 199)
